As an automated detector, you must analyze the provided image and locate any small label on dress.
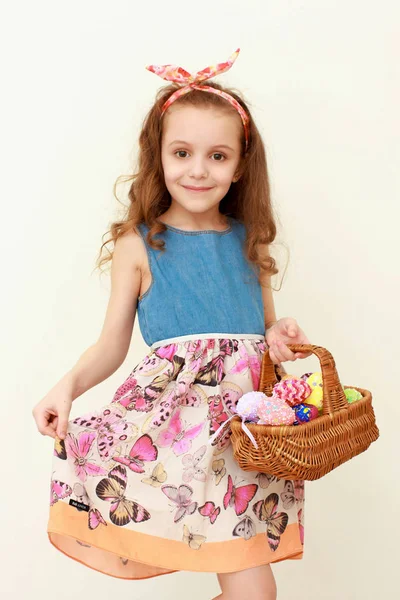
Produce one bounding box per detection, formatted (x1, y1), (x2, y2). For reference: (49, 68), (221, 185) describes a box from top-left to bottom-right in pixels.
(69, 499), (90, 512)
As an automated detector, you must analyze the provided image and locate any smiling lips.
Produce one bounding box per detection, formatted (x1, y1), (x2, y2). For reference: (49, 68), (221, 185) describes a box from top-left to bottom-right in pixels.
(182, 185), (214, 192)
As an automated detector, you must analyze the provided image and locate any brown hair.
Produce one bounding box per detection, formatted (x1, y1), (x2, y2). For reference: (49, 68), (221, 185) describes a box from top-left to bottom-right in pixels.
(96, 81), (282, 287)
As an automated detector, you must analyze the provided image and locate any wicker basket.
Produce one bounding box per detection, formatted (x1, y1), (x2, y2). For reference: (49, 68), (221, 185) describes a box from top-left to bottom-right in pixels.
(230, 344), (379, 481)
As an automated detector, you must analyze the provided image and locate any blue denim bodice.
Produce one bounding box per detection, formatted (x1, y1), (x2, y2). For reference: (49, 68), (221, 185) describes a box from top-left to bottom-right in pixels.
(136, 217), (265, 346)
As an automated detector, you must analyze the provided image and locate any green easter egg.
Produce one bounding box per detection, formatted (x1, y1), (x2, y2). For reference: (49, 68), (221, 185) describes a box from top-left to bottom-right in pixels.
(344, 388), (363, 404)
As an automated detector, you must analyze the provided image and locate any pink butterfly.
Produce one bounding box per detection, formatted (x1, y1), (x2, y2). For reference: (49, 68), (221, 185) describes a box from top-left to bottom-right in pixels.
(186, 339), (214, 370)
(112, 375), (139, 403)
(229, 345), (262, 390)
(258, 341), (268, 353)
(176, 372), (206, 407)
(156, 409), (203, 456)
(184, 384), (207, 407)
(50, 479), (72, 506)
(182, 445), (207, 483)
(209, 382), (243, 452)
(65, 432), (107, 482)
(219, 338), (239, 357)
(223, 475), (258, 516)
(161, 484), (198, 523)
(150, 386), (180, 428)
(113, 434), (158, 473)
(88, 508), (107, 530)
(208, 395), (229, 436)
(199, 502), (220, 524)
(73, 405), (131, 462)
(220, 384), (241, 413)
(155, 344), (180, 362)
(113, 379), (153, 412)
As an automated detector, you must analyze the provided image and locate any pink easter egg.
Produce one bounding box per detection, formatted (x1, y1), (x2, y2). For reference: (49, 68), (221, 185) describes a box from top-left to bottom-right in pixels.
(257, 397), (296, 426)
(272, 378), (312, 407)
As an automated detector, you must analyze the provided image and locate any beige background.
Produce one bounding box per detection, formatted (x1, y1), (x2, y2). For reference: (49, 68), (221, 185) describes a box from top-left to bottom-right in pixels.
(2, 1), (398, 598)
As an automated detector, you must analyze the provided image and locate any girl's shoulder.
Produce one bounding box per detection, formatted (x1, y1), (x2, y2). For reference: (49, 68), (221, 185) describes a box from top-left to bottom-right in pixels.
(114, 228), (148, 273)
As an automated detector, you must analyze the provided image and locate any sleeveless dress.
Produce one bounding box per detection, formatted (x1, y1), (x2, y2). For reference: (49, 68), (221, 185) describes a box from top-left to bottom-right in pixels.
(47, 216), (305, 580)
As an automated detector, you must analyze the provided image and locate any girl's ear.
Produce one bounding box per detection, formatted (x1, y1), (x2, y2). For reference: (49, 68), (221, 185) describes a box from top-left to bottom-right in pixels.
(232, 166), (242, 182)
(232, 156), (245, 182)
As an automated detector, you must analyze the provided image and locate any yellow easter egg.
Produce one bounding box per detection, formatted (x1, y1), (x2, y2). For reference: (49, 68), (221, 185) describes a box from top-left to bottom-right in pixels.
(306, 372), (323, 411)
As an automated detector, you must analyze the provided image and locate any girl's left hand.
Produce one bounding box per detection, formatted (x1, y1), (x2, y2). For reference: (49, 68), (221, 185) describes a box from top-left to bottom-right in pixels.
(266, 317), (312, 365)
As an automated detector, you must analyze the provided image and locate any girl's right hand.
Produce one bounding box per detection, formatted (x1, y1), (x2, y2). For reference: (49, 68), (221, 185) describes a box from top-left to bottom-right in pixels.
(32, 386), (73, 440)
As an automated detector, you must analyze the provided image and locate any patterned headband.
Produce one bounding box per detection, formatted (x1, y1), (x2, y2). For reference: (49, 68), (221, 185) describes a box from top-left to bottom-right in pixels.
(146, 48), (250, 152)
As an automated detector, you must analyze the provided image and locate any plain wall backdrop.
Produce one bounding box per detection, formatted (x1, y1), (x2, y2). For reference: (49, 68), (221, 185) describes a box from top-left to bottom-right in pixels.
(2, 1), (398, 598)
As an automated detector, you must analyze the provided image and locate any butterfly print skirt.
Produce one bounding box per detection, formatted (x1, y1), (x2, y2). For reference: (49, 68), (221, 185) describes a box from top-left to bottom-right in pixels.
(48, 333), (305, 579)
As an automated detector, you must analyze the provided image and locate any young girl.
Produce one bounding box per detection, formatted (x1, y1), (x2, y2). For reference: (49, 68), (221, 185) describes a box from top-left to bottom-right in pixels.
(33, 49), (311, 600)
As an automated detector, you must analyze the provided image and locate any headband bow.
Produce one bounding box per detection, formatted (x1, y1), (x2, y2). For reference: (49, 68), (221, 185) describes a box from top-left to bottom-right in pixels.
(146, 48), (250, 151)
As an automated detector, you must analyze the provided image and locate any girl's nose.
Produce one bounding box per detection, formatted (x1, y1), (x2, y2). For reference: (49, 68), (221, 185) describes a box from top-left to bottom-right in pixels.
(188, 158), (208, 179)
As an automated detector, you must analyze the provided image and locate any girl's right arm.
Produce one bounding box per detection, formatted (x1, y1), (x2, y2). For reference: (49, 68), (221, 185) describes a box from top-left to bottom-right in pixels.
(32, 231), (145, 440)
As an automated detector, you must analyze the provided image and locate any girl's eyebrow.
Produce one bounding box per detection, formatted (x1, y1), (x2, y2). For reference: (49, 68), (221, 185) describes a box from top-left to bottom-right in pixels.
(168, 140), (235, 151)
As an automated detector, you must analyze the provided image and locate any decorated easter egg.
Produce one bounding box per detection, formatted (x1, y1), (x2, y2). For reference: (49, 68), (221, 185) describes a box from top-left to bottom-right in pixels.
(294, 403), (319, 423)
(344, 388), (363, 404)
(305, 372), (323, 411)
(272, 378), (312, 407)
(236, 391), (267, 422)
(257, 397), (296, 426)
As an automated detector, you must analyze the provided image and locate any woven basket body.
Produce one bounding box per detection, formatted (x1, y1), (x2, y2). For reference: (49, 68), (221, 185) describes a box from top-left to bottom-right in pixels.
(230, 344), (379, 481)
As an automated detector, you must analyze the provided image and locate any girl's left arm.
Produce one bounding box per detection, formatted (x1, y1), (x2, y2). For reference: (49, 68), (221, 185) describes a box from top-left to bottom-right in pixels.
(259, 248), (311, 365)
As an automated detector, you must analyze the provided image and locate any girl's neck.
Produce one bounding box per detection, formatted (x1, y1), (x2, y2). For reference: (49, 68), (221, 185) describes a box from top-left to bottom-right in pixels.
(158, 210), (230, 232)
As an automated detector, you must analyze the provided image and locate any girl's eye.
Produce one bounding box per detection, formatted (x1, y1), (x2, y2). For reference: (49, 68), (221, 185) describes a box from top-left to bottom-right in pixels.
(174, 150), (226, 161)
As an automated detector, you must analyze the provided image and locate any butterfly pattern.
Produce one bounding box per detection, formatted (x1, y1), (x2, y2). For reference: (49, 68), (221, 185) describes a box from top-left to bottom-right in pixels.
(96, 465), (151, 527)
(112, 434), (158, 473)
(65, 431), (108, 482)
(72, 405), (137, 462)
(182, 445), (207, 483)
(223, 475), (258, 516)
(253, 493), (289, 552)
(49, 336), (305, 570)
(199, 502), (221, 524)
(232, 515), (256, 541)
(53, 436), (67, 460)
(161, 484), (198, 523)
(156, 408), (204, 456)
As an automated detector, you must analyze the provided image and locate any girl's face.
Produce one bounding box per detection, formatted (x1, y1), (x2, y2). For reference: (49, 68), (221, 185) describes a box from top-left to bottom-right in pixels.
(161, 105), (242, 217)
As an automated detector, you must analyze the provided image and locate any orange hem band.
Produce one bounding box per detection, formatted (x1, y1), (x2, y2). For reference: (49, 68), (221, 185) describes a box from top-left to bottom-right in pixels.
(48, 501), (303, 579)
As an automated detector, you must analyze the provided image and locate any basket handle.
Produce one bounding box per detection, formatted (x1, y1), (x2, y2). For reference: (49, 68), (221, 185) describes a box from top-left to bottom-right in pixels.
(260, 344), (348, 416)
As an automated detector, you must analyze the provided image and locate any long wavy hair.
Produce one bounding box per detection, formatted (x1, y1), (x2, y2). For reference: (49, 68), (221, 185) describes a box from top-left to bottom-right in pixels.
(96, 81), (284, 287)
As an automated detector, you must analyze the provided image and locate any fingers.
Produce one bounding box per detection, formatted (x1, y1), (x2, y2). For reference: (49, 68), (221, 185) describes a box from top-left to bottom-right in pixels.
(282, 317), (298, 338)
(56, 410), (70, 440)
(270, 339), (297, 363)
(295, 351), (313, 359)
(34, 411), (58, 439)
(268, 346), (281, 366)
